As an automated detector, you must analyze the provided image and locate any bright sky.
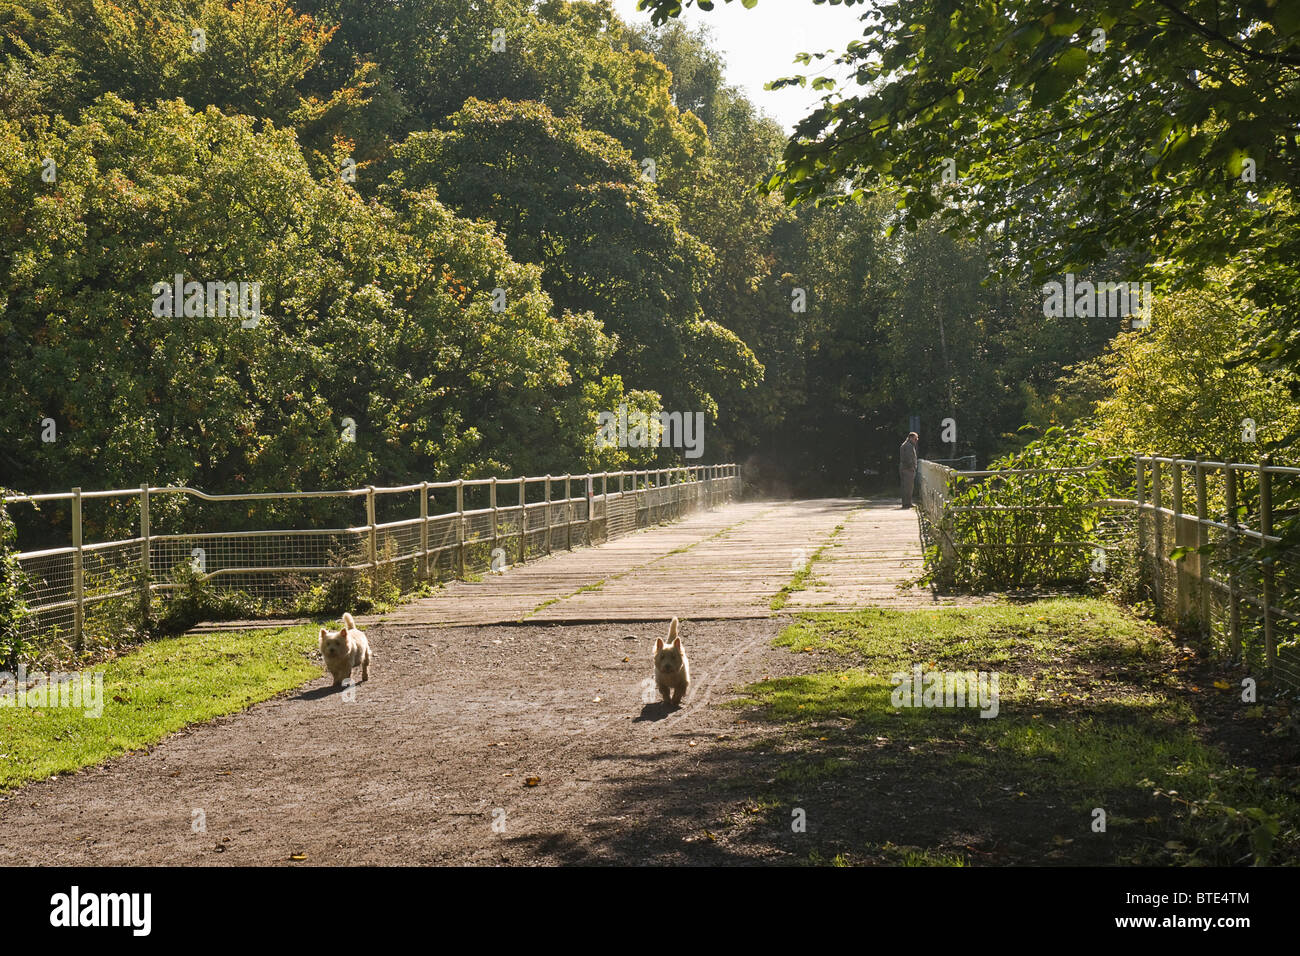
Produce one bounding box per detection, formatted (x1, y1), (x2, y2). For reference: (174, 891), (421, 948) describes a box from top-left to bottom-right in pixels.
(610, 0), (871, 132)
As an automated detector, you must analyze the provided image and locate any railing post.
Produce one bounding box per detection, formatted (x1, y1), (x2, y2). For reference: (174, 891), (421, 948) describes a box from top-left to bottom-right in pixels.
(139, 483), (151, 627)
(366, 485), (379, 588)
(1194, 457), (1210, 637)
(1225, 465), (1242, 660)
(518, 478), (527, 565)
(544, 476), (553, 555)
(585, 474), (594, 545)
(490, 477), (499, 559)
(1151, 460), (1164, 609)
(1134, 457), (1146, 593)
(72, 486), (84, 655)
(456, 479), (466, 579)
(419, 481), (429, 581)
(565, 474), (573, 550)
(1260, 455), (1276, 674)
(1170, 461), (1187, 618)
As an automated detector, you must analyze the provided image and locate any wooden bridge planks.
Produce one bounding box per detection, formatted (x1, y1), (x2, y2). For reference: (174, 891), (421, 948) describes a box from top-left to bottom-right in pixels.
(375, 497), (977, 628)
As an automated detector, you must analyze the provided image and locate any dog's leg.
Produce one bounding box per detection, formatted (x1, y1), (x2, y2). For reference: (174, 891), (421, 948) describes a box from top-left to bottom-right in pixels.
(361, 653), (369, 682)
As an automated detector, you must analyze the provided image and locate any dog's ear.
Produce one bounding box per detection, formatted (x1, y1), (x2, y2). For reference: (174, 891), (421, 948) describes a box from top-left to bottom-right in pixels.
(654, 637), (664, 652)
(319, 627), (327, 639)
(672, 636), (681, 649)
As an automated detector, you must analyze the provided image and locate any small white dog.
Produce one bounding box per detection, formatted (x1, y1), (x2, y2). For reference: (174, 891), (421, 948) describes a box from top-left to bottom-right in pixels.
(654, 618), (690, 707)
(319, 612), (371, 687)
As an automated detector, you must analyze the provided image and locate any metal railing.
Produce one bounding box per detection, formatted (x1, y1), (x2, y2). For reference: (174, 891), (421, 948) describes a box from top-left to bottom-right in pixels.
(5, 464), (741, 660)
(917, 455), (1300, 690)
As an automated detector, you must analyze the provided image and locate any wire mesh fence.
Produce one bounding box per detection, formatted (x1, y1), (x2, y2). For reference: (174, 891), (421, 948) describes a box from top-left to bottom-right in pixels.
(917, 455), (1300, 692)
(5, 465), (740, 663)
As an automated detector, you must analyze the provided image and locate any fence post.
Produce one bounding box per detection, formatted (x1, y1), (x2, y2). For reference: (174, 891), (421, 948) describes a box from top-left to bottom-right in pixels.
(366, 486), (379, 588)
(490, 477), (499, 560)
(565, 474), (573, 550)
(1260, 455), (1276, 674)
(1170, 461), (1187, 619)
(139, 483), (151, 627)
(419, 481), (429, 581)
(518, 478), (527, 565)
(1194, 457), (1210, 636)
(586, 474), (594, 545)
(544, 476), (552, 555)
(1151, 460), (1164, 610)
(1225, 465), (1242, 660)
(456, 479), (466, 579)
(72, 487), (84, 655)
(1134, 457), (1146, 581)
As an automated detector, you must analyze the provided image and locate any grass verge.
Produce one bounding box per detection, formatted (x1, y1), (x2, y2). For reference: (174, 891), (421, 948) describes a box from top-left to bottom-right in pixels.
(724, 597), (1299, 865)
(0, 624), (320, 791)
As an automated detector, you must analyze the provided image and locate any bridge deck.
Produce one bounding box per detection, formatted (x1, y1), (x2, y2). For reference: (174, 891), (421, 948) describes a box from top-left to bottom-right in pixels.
(375, 498), (977, 628)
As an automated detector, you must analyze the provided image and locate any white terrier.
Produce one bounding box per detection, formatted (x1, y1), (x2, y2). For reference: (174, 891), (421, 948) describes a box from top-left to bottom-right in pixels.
(319, 612), (371, 687)
(654, 618), (690, 707)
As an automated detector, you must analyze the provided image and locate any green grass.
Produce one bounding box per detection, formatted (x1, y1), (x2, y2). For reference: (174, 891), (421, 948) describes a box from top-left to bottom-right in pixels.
(728, 597), (1300, 865)
(0, 625), (321, 791)
(770, 519), (847, 610)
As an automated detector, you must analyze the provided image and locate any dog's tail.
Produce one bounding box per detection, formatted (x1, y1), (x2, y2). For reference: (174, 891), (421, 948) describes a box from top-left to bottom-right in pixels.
(342, 612), (356, 630)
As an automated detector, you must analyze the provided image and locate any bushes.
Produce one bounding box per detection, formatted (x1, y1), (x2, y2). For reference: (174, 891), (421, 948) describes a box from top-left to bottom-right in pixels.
(926, 427), (1130, 590)
(155, 562), (261, 636)
(0, 492), (32, 668)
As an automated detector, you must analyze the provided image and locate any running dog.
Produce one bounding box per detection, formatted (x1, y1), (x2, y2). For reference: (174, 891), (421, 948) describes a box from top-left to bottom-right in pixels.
(653, 618), (690, 707)
(319, 612), (371, 687)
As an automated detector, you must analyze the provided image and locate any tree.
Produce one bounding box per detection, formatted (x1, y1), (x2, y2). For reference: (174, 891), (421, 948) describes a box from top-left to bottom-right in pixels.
(388, 98), (761, 417)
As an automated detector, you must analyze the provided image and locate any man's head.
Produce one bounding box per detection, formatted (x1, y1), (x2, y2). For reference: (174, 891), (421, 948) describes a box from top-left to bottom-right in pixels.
(907, 432), (918, 444)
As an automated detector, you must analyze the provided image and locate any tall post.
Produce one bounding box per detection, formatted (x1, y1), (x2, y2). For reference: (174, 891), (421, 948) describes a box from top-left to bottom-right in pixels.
(1260, 455), (1276, 673)
(72, 487), (84, 655)
(139, 483), (151, 627)
(490, 477), (499, 559)
(585, 475), (594, 546)
(1134, 457), (1145, 574)
(518, 478), (527, 565)
(544, 476), (553, 555)
(366, 486), (379, 588)
(1171, 462), (1187, 618)
(456, 479), (466, 579)
(565, 474), (573, 551)
(1194, 458), (1210, 636)
(1151, 460), (1164, 609)
(1225, 465), (1242, 660)
(419, 481), (429, 581)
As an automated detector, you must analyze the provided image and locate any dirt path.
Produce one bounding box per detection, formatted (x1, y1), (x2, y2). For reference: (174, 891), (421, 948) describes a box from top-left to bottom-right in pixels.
(0, 498), (985, 865)
(0, 618), (813, 865)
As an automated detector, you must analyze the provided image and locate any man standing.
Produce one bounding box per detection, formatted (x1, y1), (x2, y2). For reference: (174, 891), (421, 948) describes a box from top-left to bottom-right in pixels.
(899, 432), (919, 509)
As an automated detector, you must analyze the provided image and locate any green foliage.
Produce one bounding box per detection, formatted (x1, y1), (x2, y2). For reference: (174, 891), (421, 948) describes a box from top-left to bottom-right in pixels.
(0, 491), (31, 667)
(155, 562), (261, 635)
(1080, 278), (1300, 461)
(932, 427), (1128, 589)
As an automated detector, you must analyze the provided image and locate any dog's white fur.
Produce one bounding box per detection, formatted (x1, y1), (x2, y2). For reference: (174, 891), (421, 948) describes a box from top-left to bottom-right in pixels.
(319, 612), (371, 687)
(654, 618), (690, 707)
